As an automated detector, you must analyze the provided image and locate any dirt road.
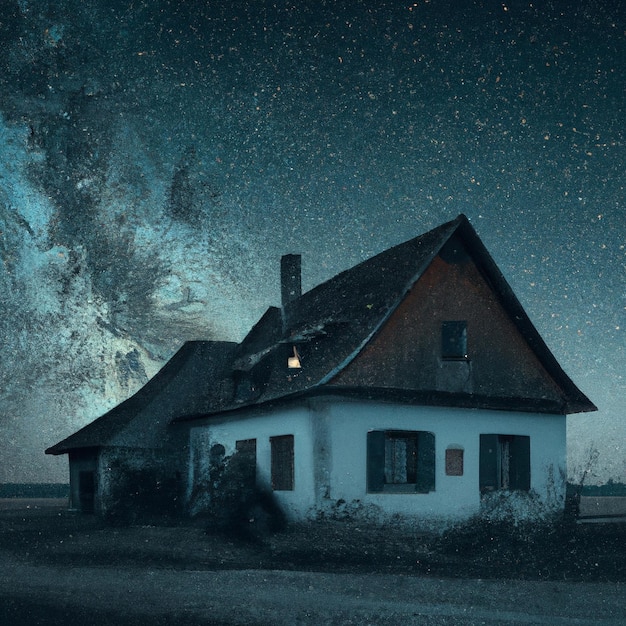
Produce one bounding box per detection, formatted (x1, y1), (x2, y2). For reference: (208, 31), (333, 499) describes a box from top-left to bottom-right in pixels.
(0, 501), (624, 625)
(1, 558), (624, 625)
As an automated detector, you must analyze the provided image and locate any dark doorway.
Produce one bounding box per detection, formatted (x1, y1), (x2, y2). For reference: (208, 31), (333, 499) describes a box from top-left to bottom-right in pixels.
(78, 470), (95, 513)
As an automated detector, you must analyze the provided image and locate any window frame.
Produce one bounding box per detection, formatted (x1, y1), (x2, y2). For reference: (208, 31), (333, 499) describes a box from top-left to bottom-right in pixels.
(479, 434), (530, 494)
(384, 430), (419, 486)
(367, 429), (435, 494)
(441, 320), (468, 360)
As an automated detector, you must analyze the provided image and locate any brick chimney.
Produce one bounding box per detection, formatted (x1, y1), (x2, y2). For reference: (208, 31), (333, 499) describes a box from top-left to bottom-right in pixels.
(281, 254), (301, 330)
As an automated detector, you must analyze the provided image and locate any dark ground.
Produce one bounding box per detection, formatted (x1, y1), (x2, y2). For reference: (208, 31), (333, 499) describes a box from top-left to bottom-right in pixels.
(0, 501), (624, 625)
(1, 500), (623, 582)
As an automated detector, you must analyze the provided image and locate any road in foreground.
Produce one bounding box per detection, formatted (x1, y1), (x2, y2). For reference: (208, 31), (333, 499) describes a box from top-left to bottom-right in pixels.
(1, 556), (624, 625)
(0, 501), (624, 625)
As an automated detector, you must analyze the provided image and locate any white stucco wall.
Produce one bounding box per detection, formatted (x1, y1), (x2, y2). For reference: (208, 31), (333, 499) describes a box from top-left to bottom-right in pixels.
(188, 405), (317, 520)
(187, 397), (567, 524)
(320, 399), (567, 523)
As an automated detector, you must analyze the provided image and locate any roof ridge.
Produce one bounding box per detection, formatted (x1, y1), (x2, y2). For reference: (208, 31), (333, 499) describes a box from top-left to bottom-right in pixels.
(223, 213), (595, 415)
(314, 216), (467, 385)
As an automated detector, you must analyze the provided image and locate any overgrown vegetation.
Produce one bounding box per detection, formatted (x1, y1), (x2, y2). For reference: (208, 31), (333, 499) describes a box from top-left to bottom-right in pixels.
(104, 458), (180, 526)
(0, 505), (623, 583)
(188, 446), (287, 542)
(434, 516), (625, 581)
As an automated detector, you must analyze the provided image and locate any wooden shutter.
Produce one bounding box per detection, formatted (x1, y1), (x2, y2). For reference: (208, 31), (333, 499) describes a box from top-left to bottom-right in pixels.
(270, 435), (294, 491)
(235, 439), (257, 488)
(479, 434), (499, 494)
(509, 436), (531, 491)
(367, 431), (385, 493)
(416, 431), (435, 493)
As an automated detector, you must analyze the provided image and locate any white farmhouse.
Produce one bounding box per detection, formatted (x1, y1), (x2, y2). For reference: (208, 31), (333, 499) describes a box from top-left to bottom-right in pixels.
(47, 215), (596, 525)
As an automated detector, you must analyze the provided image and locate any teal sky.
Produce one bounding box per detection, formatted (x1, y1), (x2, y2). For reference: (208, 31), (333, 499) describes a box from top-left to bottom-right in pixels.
(0, 0), (623, 483)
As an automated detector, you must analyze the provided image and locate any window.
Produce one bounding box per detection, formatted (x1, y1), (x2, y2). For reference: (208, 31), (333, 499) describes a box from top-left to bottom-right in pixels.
(445, 447), (464, 476)
(367, 430), (435, 493)
(270, 435), (294, 491)
(441, 321), (468, 359)
(236, 438), (257, 455)
(234, 372), (255, 403)
(479, 434), (530, 493)
(385, 431), (418, 484)
(235, 438), (257, 488)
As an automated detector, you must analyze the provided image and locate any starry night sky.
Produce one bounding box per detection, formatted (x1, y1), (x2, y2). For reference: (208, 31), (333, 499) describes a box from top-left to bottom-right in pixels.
(0, 0), (623, 483)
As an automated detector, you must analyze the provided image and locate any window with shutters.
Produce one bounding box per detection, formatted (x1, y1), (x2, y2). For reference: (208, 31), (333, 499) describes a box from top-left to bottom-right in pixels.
(479, 434), (530, 494)
(270, 434), (294, 491)
(367, 430), (435, 493)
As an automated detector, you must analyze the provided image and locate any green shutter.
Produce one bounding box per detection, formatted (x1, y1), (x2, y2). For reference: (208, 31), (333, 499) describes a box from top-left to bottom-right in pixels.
(480, 434), (499, 493)
(416, 431), (435, 493)
(510, 436), (531, 491)
(270, 435), (294, 491)
(367, 431), (385, 493)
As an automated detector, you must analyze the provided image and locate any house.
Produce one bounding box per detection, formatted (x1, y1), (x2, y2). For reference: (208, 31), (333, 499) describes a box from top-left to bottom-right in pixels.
(47, 214), (596, 525)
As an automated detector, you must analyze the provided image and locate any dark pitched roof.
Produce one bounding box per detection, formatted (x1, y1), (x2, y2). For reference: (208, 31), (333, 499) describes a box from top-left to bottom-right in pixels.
(46, 340), (237, 455)
(185, 214), (595, 418)
(48, 214), (596, 457)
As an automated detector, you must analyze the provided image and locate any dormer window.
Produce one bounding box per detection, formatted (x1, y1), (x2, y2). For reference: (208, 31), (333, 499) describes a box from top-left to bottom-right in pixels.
(441, 321), (468, 360)
(234, 372), (255, 403)
(287, 345), (301, 369)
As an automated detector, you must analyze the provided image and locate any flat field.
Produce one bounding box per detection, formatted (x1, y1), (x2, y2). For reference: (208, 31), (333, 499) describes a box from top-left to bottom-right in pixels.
(0, 500), (624, 625)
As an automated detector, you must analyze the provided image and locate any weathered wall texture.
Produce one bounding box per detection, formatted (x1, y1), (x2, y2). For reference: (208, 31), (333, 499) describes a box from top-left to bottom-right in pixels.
(95, 447), (182, 521)
(186, 397), (566, 525)
(333, 239), (564, 405)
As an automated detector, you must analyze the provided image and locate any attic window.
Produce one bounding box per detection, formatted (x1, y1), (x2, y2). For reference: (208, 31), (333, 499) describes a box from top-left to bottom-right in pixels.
(441, 321), (468, 360)
(287, 346), (301, 369)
